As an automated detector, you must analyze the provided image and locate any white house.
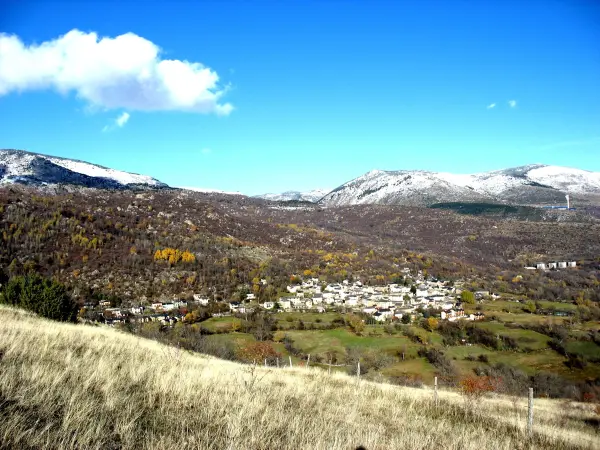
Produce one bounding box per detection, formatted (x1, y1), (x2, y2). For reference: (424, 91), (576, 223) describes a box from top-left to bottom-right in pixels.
(246, 293), (256, 301)
(291, 298), (305, 309)
(378, 308), (394, 319)
(373, 312), (387, 322)
(278, 299), (292, 310)
(345, 297), (359, 307)
(536, 263), (547, 270)
(262, 302), (275, 310)
(130, 306), (144, 315)
(103, 308), (123, 318)
(193, 294), (210, 305)
(363, 307), (377, 315)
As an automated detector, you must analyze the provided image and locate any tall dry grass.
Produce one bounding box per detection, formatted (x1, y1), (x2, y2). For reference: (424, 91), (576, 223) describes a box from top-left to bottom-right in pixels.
(0, 306), (598, 450)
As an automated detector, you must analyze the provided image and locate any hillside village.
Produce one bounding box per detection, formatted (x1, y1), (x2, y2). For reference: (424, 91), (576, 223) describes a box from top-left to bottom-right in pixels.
(86, 269), (492, 326)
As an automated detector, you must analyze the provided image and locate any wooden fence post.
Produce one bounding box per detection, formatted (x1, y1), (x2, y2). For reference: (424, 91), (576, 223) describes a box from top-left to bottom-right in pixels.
(357, 361), (361, 379)
(434, 376), (438, 407)
(528, 388), (534, 436)
(328, 359), (332, 375)
(289, 355), (293, 368)
(306, 354), (310, 368)
(264, 358), (267, 367)
(276, 357), (280, 368)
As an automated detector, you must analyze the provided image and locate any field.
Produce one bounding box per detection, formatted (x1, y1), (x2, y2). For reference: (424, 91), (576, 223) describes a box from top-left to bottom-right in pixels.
(0, 306), (599, 450)
(194, 308), (600, 387)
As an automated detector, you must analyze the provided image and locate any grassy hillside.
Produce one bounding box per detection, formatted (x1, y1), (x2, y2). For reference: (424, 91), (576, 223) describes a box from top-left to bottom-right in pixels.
(0, 307), (598, 449)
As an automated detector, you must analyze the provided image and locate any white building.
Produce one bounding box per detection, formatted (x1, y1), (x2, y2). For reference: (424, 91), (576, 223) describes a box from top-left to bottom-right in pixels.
(345, 297), (359, 306)
(278, 299), (292, 310)
(193, 294), (210, 305)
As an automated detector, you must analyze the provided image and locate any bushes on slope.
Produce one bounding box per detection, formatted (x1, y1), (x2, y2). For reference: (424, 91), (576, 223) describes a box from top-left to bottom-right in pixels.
(0, 273), (78, 322)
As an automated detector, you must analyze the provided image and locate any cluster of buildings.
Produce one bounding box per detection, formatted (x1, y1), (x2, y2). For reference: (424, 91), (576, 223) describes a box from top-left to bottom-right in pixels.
(86, 270), (491, 326)
(259, 271), (492, 322)
(526, 261), (577, 270)
(85, 299), (191, 326)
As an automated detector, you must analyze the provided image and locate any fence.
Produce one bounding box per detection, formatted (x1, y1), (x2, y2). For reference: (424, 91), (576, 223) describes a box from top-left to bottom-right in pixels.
(254, 357), (579, 440)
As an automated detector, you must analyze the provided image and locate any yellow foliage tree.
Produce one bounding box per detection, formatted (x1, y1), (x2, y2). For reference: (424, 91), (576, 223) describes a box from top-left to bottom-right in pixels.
(427, 317), (439, 331)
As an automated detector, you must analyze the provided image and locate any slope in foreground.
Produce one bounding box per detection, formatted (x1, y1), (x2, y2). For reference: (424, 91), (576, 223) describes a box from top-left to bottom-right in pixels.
(0, 306), (597, 450)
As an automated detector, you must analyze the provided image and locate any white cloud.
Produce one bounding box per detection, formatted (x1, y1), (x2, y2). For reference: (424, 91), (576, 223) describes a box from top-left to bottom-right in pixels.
(0, 29), (233, 115)
(102, 111), (131, 132)
(487, 103), (496, 109)
(508, 99), (517, 108)
(116, 112), (130, 127)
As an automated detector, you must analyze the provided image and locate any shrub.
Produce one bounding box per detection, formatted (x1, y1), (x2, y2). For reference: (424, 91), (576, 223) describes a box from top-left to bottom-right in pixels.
(346, 347), (394, 375)
(0, 274), (78, 322)
(236, 341), (280, 364)
(417, 348), (458, 379)
(460, 375), (500, 399)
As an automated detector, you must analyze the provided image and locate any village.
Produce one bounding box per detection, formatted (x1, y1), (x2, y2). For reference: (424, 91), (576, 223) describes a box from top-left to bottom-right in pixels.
(88, 268), (492, 327)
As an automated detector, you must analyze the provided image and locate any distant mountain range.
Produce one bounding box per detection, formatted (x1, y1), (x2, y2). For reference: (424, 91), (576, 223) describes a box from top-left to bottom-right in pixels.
(319, 165), (600, 207)
(254, 189), (331, 203)
(2, 149), (599, 207)
(0, 149), (167, 189)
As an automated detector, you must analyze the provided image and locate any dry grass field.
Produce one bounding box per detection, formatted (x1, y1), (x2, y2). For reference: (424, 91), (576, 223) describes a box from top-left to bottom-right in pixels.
(0, 306), (598, 450)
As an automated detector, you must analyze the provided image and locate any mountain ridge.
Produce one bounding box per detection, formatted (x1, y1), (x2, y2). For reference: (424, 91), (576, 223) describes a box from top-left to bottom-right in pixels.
(254, 188), (331, 203)
(3, 149), (600, 207)
(0, 149), (168, 189)
(320, 164), (600, 207)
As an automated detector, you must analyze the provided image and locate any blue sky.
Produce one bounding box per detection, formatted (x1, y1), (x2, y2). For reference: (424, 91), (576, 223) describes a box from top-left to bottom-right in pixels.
(1, 0), (599, 194)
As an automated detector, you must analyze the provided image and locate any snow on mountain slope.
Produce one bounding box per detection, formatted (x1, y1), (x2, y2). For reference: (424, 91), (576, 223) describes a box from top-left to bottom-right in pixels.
(321, 170), (490, 207)
(320, 165), (600, 207)
(0, 149), (167, 188)
(255, 189), (332, 203)
(526, 165), (600, 194)
(46, 156), (162, 186)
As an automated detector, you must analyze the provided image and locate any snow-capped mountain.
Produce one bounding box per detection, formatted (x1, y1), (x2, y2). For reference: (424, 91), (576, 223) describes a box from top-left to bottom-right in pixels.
(320, 165), (600, 207)
(0, 149), (168, 189)
(255, 189), (331, 203)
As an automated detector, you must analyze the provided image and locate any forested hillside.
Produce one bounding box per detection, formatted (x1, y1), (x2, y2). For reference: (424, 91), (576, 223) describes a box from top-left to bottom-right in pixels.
(1, 185), (599, 305)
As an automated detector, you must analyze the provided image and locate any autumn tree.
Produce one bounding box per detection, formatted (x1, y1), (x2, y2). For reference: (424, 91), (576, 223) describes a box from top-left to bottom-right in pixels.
(347, 314), (365, 335)
(236, 341), (280, 364)
(461, 290), (475, 304)
(423, 317), (439, 332)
